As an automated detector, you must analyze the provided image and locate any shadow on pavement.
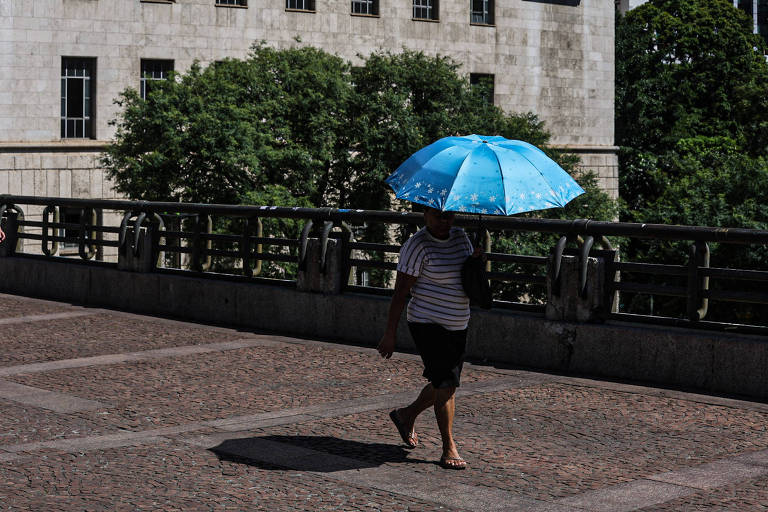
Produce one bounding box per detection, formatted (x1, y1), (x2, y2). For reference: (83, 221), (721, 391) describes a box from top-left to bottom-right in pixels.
(210, 435), (431, 472)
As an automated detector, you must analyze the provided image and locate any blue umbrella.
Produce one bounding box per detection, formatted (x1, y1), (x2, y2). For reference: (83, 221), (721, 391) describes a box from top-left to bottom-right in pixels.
(386, 134), (585, 215)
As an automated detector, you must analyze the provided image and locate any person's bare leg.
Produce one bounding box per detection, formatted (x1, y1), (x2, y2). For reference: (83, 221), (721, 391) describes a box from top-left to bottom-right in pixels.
(394, 384), (435, 444)
(434, 386), (465, 468)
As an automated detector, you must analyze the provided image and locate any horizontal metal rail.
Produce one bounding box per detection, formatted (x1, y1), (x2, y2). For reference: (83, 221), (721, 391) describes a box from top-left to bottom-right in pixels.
(611, 261), (688, 277)
(2, 195), (768, 335)
(4, 194), (768, 244)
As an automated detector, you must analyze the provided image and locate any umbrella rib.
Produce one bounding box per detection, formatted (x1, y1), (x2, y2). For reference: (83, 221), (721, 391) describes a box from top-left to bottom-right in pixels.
(442, 150), (476, 211)
(513, 148), (575, 206)
(488, 145), (506, 215)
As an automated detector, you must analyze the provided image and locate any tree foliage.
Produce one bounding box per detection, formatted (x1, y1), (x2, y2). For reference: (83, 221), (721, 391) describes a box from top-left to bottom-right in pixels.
(104, 43), (618, 296)
(105, 44), (612, 218)
(617, 1), (768, 321)
(617, 0), (768, 233)
(616, 0), (768, 157)
(103, 44), (351, 205)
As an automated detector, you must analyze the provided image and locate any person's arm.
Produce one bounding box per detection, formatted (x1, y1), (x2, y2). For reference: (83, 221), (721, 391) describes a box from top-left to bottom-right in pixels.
(377, 271), (418, 359)
(0, 226), (5, 244)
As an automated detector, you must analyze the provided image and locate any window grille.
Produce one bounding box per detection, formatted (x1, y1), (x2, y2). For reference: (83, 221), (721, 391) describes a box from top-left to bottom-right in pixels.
(413, 0), (437, 19)
(216, 0), (247, 6)
(470, 0), (493, 24)
(140, 59), (174, 100)
(286, 0), (315, 9)
(61, 58), (95, 139)
(351, 0), (378, 15)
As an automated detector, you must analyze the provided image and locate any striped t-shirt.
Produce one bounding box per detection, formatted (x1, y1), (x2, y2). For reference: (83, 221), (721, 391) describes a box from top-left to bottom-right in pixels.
(397, 226), (473, 331)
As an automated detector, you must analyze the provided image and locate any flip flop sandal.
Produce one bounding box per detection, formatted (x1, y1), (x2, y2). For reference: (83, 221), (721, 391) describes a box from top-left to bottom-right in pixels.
(439, 456), (467, 470)
(389, 409), (417, 448)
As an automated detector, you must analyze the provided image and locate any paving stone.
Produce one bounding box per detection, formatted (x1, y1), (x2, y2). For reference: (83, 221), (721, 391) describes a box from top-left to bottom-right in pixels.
(8, 344), (497, 432)
(1, 313), (246, 366)
(0, 441), (459, 511)
(247, 384), (768, 502)
(557, 479), (693, 512)
(648, 459), (768, 490)
(0, 397), (121, 445)
(0, 294), (75, 319)
(636, 473), (768, 511)
(0, 310), (97, 326)
(4, 293), (768, 510)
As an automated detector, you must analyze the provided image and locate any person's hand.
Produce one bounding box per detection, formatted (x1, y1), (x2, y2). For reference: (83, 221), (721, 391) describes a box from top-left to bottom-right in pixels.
(377, 332), (396, 359)
(472, 246), (486, 262)
(0, 227), (5, 244)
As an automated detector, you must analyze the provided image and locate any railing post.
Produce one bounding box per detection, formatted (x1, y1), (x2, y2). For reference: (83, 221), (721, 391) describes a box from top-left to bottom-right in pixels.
(687, 241), (710, 322)
(94, 208), (104, 261)
(0, 205), (23, 257)
(77, 207), (97, 260)
(297, 221), (349, 294)
(546, 244), (619, 323)
(41, 205), (59, 257)
(190, 214), (202, 272)
(241, 216), (263, 278)
(117, 212), (158, 273)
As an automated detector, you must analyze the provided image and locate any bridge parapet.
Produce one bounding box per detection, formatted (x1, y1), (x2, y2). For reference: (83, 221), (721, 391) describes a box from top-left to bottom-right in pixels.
(2, 195), (768, 398)
(2, 194), (767, 333)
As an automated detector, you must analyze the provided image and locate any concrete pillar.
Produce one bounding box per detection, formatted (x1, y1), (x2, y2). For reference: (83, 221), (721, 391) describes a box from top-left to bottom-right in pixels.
(117, 225), (158, 273)
(297, 238), (347, 294)
(546, 250), (619, 322)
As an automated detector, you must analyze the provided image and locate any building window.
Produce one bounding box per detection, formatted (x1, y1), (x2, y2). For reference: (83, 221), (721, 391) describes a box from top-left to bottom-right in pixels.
(470, 73), (494, 104)
(413, 0), (438, 20)
(216, 0), (247, 6)
(737, 0), (768, 45)
(351, 0), (378, 15)
(61, 58), (95, 139)
(470, 0), (493, 25)
(141, 59), (174, 100)
(761, 0), (768, 42)
(287, 0), (314, 9)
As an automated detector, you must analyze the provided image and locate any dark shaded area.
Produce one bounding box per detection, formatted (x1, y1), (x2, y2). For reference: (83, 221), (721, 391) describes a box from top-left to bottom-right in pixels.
(210, 435), (432, 472)
(523, 0), (580, 5)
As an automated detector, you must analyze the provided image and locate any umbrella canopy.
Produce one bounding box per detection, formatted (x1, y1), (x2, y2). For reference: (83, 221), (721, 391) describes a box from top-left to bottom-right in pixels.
(386, 134), (585, 215)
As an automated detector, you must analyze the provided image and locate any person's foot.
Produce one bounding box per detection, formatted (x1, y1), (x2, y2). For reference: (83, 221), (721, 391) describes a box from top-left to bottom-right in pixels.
(389, 409), (418, 448)
(439, 455), (467, 470)
(439, 444), (466, 470)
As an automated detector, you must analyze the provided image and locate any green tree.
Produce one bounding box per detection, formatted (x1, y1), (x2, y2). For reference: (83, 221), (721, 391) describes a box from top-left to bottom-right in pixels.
(104, 44), (618, 295)
(342, 49), (558, 211)
(624, 136), (768, 261)
(103, 43), (352, 205)
(616, 0), (768, 157)
(616, 0), (768, 269)
(105, 45), (606, 217)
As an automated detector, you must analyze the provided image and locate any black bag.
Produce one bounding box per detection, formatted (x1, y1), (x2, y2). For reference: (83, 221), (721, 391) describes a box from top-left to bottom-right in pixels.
(461, 255), (492, 309)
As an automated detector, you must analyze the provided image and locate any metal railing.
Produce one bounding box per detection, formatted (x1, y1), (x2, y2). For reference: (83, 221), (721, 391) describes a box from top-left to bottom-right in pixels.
(2, 195), (768, 335)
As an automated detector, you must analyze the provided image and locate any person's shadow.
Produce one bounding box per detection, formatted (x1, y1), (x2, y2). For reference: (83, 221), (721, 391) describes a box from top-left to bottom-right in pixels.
(210, 435), (432, 472)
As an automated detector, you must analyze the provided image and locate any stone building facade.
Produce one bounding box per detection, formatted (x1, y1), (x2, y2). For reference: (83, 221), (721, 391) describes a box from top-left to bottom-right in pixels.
(1, 0), (618, 213)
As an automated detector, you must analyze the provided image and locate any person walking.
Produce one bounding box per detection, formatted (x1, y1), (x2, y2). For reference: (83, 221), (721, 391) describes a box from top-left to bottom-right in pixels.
(377, 206), (478, 470)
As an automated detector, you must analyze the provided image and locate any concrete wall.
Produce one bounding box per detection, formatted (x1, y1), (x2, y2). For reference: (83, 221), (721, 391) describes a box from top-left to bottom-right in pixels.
(0, 144), (122, 255)
(615, 0), (646, 14)
(2, 254), (767, 401)
(1, 0), (617, 200)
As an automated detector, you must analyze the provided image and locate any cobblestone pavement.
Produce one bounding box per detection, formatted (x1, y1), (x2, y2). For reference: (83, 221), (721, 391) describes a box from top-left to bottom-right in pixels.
(2, 292), (768, 511)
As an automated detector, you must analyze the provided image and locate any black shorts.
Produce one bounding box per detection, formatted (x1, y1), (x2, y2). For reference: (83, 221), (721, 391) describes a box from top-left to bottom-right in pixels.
(407, 322), (468, 389)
